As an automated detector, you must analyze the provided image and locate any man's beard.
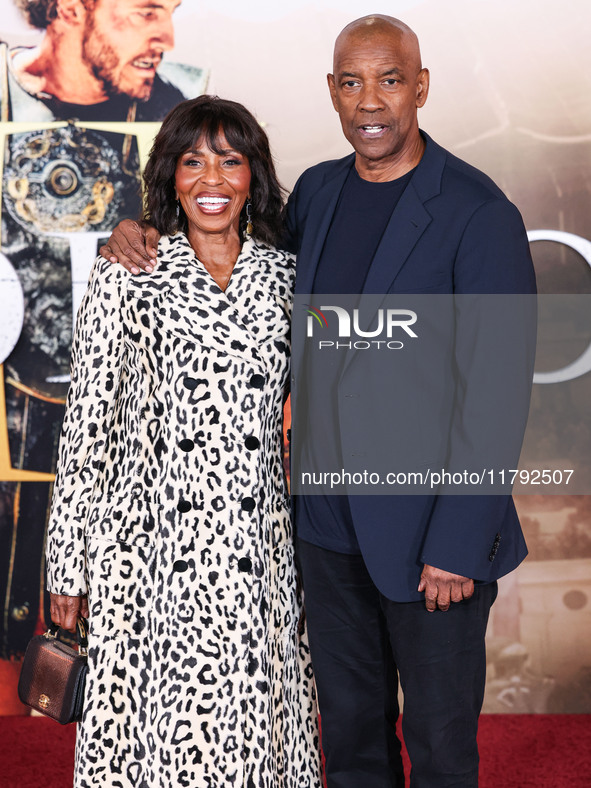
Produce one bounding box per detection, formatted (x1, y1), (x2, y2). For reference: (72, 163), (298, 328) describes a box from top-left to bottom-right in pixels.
(81, 20), (155, 101)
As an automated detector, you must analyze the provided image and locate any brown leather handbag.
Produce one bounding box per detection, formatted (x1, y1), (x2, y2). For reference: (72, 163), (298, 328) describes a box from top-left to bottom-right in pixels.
(18, 618), (88, 724)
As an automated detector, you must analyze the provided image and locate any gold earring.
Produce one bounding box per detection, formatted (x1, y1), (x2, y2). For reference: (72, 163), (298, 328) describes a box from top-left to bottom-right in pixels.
(245, 200), (253, 237)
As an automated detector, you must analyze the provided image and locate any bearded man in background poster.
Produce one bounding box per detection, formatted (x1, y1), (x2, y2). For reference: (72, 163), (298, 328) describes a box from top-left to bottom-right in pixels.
(1, 0), (206, 121)
(0, 0), (206, 682)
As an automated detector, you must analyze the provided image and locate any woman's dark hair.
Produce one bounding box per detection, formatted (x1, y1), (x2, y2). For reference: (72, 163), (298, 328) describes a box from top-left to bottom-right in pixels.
(143, 95), (285, 245)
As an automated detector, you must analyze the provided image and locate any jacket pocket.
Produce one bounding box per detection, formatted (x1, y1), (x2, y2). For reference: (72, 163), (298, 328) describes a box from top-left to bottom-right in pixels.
(86, 494), (161, 547)
(85, 495), (159, 637)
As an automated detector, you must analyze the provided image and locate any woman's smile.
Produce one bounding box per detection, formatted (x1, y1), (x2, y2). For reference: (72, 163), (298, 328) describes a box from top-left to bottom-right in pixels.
(195, 191), (232, 214)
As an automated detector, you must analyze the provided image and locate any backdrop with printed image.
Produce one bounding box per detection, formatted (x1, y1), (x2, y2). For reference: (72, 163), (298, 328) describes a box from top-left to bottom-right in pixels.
(0, 0), (207, 687)
(0, 0), (589, 713)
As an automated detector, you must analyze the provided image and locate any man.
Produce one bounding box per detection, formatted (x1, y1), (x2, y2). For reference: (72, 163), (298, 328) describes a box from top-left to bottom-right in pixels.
(100, 15), (535, 788)
(1, 0), (207, 121)
(283, 16), (535, 788)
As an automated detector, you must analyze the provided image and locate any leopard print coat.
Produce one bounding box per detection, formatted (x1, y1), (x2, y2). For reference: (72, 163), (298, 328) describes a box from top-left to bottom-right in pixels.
(46, 233), (322, 788)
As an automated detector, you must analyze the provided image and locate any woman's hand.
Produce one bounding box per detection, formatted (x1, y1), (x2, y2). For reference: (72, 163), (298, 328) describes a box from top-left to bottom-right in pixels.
(99, 219), (161, 275)
(49, 593), (89, 632)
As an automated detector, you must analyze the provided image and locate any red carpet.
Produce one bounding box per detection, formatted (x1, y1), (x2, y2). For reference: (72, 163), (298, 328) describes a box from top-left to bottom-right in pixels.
(0, 715), (589, 787)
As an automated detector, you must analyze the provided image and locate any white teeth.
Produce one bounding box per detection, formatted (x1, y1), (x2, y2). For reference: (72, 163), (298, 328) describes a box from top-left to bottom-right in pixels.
(197, 197), (230, 205)
(132, 59), (155, 69)
(363, 126), (384, 134)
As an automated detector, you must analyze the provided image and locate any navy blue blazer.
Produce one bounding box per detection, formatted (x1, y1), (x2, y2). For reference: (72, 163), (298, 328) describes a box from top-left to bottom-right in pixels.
(285, 131), (537, 602)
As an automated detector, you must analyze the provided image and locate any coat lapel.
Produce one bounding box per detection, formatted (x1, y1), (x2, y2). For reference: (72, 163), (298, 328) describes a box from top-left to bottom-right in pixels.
(223, 241), (295, 368)
(127, 234), (267, 366)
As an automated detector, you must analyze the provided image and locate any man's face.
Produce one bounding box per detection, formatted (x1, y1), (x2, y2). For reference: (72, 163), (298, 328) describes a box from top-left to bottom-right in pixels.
(82, 0), (179, 100)
(327, 27), (429, 168)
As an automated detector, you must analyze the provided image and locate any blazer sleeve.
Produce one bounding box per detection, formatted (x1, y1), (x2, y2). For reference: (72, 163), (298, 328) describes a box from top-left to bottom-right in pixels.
(419, 197), (537, 580)
(46, 256), (127, 596)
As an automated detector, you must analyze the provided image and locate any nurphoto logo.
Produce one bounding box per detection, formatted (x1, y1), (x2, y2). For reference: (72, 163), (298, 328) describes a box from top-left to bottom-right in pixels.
(304, 304), (418, 350)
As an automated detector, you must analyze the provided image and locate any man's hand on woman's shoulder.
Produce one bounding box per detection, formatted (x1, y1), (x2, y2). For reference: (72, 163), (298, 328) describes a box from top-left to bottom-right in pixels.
(99, 219), (161, 275)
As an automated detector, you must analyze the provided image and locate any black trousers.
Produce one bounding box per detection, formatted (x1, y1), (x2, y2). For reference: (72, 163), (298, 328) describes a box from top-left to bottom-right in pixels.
(296, 539), (497, 788)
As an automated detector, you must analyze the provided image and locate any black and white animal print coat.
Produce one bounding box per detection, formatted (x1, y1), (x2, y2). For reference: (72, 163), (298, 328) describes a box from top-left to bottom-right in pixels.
(46, 234), (322, 788)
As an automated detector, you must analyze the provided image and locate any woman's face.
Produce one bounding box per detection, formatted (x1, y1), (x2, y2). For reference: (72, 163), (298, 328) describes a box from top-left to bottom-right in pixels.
(174, 131), (251, 239)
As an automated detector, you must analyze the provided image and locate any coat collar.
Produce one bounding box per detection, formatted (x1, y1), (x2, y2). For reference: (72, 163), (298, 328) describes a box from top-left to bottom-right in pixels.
(128, 233), (293, 300)
(126, 233), (293, 368)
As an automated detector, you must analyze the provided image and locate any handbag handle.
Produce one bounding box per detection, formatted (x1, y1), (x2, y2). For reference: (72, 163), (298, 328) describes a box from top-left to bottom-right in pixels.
(46, 617), (88, 656)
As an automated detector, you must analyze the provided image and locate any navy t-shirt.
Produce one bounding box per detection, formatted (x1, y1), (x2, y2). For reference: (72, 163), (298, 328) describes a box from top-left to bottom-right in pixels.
(297, 165), (414, 554)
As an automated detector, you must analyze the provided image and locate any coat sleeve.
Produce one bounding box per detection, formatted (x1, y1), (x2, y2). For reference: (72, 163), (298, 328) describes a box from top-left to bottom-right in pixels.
(46, 257), (127, 596)
(419, 197), (537, 580)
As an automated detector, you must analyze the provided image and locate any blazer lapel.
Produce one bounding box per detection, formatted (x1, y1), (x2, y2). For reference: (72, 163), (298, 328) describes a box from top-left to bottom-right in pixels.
(361, 182), (432, 294)
(339, 131), (447, 376)
(362, 131), (447, 294)
(293, 133), (447, 378)
(292, 156), (353, 380)
(294, 156), (354, 296)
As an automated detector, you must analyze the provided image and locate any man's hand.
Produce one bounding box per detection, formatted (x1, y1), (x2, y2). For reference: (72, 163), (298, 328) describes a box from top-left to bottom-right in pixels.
(49, 593), (89, 632)
(99, 219), (161, 275)
(418, 565), (474, 612)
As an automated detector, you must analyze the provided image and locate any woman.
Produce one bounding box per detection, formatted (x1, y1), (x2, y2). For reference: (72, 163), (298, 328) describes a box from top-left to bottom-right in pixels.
(46, 96), (322, 788)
